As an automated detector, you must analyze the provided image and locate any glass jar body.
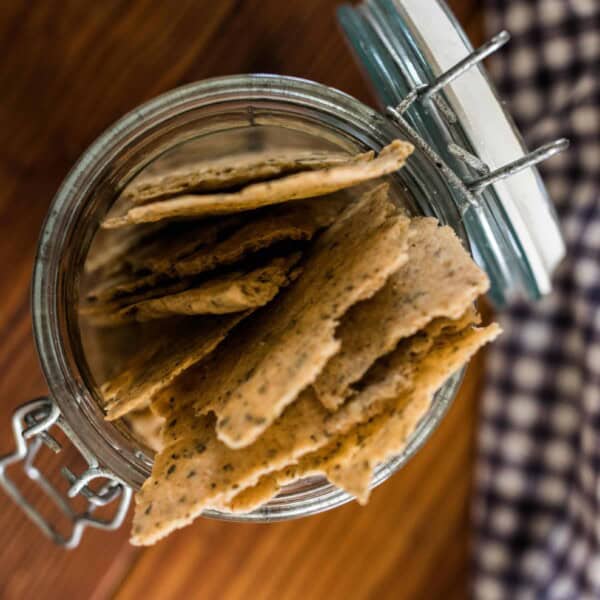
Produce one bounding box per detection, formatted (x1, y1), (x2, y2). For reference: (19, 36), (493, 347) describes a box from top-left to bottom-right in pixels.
(32, 74), (466, 521)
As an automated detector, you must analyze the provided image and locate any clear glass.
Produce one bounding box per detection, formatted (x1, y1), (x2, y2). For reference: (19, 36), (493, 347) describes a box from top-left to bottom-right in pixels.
(32, 74), (465, 520)
(338, 0), (564, 304)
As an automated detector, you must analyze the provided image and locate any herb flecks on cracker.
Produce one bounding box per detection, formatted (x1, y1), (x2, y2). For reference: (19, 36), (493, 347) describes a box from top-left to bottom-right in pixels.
(124, 149), (363, 205)
(84, 254), (303, 326)
(162, 184), (410, 448)
(313, 217), (490, 410)
(102, 140), (413, 227)
(103, 313), (248, 420)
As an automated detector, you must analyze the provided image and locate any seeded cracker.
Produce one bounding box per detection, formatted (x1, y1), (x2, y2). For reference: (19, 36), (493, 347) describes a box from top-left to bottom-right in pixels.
(88, 254), (303, 326)
(131, 315), (488, 542)
(120, 216), (242, 276)
(124, 408), (164, 453)
(123, 149), (365, 205)
(86, 195), (350, 306)
(155, 311), (474, 444)
(313, 217), (490, 410)
(103, 313), (248, 420)
(185, 183), (410, 448)
(85, 223), (163, 274)
(102, 140), (413, 227)
(326, 323), (502, 502)
(227, 323), (501, 512)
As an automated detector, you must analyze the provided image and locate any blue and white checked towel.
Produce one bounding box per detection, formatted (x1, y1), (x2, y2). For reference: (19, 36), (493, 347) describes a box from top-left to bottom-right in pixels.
(473, 1), (600, 598)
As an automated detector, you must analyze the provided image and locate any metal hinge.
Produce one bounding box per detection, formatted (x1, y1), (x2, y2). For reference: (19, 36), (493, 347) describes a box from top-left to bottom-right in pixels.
(0, 397), (132, 549)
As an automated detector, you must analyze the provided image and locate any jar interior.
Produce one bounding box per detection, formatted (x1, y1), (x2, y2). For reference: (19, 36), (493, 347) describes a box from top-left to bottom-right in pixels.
(39, 77), (466, 520)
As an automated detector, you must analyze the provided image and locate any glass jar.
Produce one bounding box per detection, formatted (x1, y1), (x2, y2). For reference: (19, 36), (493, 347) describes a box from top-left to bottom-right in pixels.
(0, 0), (566, 546)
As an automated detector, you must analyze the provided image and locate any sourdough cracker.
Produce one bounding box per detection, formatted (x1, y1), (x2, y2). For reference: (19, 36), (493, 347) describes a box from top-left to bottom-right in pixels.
(228, 322), (501, 511)
(124, 408), (165, 453)
(133, 315), (487, 539)
(85, 254), (302, 326)
(172, 194), (351, 277)
(132, 391), (329, 545)
(103, 313), (248, 420)
(313, 217), (489, 410)
(122, 216), (242, 275)
(86, 195), (348, 306)
(326, 323), (502, 502)
(84, 223), (163, 274)
(180, 184), (410, 448)
(124, 149), (364, 205)
(102, 140), (413, 227)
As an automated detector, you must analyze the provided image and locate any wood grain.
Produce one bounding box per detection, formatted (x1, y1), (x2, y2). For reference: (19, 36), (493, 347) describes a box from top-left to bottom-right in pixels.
(0, 1), (483, 599)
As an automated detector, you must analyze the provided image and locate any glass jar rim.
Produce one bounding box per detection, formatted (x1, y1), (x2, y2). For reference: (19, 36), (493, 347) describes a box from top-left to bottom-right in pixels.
(31, 73), (465, 520)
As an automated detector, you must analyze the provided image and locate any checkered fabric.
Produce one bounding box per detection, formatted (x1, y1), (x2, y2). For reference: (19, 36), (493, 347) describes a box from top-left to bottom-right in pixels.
(473, 1), (600, 598)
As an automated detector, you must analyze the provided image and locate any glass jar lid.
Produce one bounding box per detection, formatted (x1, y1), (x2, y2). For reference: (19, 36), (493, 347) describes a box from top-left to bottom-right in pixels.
(338, 0), (567, 305)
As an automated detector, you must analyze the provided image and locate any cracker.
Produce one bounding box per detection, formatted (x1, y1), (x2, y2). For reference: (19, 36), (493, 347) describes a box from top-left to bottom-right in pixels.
(125, 408), (165, 453)
(123, 216), (242, 274)
(83, 268), (191, 307)
(132, 315), (488, 541)
(155, 312), (472, 445)
(230, 322), (501, 510)
(313, 217), (489, 410)
(102, 140), (413, 227)
(89, 254), (302, 326)
(123, 149), (363, 205)
(103, 313), (248, 420)
(225, 474), (281, 513)
(184, 183), (410, 448)
(171, 194), (351, 277)
(86, 195), (348, 305)
(326, 323), (502, 503)
(132, 391), (328, 545)
(84, 223), (163, 274)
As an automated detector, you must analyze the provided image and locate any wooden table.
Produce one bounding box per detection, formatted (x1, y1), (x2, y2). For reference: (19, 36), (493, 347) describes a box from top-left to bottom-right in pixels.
(0, 2), (484, 598)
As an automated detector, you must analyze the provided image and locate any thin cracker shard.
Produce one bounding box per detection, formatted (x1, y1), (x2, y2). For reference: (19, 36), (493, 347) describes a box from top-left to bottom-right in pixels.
(84, 254), (303, 326)
(133, 315), (491, 541)
(86, 195), (349, 306)
(228, 322), (501, 512)
(155, 312), (474, 446)
(326, 323), (502, 503)
(103, 313), (248, 420)
(171, 194), (351, 278)
(123, 149), (367, 205)
(122, 216), (242, 275)
(84, 223), (164, 274)
(188, 183), (410, 448)
(313, 217), (489, 410)
(124, 408), (165, 453)
(102, 139), (413, 227)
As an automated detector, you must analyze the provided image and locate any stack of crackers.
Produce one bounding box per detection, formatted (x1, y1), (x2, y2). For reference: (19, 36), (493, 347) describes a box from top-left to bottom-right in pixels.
(81, 139), (500, 545)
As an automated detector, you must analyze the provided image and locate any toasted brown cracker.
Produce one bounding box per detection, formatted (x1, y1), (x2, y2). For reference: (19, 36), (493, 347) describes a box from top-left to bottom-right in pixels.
(86, 195), (348, 306)
(102, 140), (413, 227)
(172, 194), (351, 277)
(323, 309), (480, 436)
(85, 254), (303, 326)
(123, 149), (363, 205)
(125, 408), (165, 453)
(132, 390), (330, 545)
(84, 223), (163, 274)
(326, 324), (501, 503)
(225, 474), (281, 513)
(123, 216), (242, 274)
(230, 322), (501, 511)
(313, 217), (489, 410)
(183, 184), (410, 448)
(132, 315), (489, 541)
(103, 313), (248, 420)
(83, 268), (191, 307)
